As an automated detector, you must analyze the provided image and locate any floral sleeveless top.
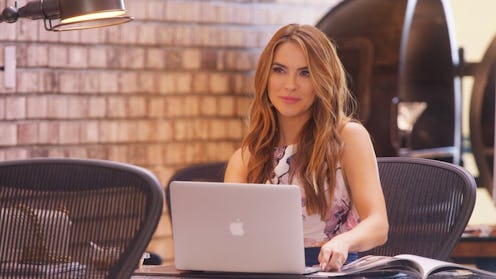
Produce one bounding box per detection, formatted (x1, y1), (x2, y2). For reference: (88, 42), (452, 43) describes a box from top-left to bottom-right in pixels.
(268, 145), (359, 247)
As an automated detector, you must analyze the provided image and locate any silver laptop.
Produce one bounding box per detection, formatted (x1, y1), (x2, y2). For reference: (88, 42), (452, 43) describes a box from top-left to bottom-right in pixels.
(169, 181), (313, 274)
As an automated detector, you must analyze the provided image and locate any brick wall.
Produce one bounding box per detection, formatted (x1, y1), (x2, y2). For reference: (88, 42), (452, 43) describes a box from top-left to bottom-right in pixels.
(0, 0), (340, 263)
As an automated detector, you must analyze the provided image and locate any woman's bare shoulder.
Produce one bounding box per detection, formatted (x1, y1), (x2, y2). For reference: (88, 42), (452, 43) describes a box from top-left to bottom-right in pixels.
(339, 121), (376, 164)
(340, 121), (370, 139)
(229, 147), (251, 164)
(225, 147), (251, 182)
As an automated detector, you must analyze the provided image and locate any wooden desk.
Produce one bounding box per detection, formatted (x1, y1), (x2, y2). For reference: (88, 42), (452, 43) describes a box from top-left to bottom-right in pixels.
(451, 237), (496, 274)
(452, 237), (496, 258)
(451, 188), (496, 261)
(451, 228), (496, 271)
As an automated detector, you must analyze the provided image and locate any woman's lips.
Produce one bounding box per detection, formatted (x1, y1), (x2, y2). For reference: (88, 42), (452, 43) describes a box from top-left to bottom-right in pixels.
(280, 96), (300, 104)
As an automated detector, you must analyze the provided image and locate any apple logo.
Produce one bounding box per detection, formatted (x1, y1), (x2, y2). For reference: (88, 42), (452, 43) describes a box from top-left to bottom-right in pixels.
(229, 219), (245, 236)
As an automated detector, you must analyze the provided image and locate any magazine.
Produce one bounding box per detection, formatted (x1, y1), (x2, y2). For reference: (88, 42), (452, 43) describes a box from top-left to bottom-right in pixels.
(315, 254), (496, 278)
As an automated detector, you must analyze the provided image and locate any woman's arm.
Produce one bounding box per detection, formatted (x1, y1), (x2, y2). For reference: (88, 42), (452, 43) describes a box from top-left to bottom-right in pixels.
(319, 122), (389, 271)
(224, 148), (250, 183)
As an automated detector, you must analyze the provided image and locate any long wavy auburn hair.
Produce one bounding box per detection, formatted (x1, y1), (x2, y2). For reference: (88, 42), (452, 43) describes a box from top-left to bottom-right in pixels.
(241, 24), (356, 219)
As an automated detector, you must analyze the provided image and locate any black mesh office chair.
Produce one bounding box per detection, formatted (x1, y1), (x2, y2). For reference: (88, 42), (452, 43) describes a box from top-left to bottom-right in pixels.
(0, 158), (164, 279)
(165, 161), (227, 219)
(361, 157), (477, 260)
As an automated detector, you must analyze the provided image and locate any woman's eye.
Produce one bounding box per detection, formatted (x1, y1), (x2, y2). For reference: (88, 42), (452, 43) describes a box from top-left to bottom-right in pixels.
(300, 69), (310, 77)
(271, 66), (285, 73)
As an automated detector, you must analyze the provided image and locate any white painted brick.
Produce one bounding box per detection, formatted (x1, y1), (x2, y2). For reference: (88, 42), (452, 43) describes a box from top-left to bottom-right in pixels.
(0, 123), (17, 146)
(5, 97), (26, 120)
(48, 45), (69, 68)
(68, 46), (88, 68)
(27, 96), (48, 118)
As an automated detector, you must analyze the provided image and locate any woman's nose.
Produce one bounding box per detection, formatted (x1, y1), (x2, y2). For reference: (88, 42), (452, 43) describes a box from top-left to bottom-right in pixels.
(284, 74), (297, 90)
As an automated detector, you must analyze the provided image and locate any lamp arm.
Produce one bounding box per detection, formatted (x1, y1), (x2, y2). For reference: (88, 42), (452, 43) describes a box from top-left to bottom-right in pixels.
(0, 0), (60, 23)
(0, 6), (19, 23)
(18, 0), (60, 20)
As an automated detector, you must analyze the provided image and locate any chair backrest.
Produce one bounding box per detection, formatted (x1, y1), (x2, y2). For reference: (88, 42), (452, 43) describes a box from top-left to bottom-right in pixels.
(0, 158), (163, 279)
(165, 161), (227, 219)
(361, 157), (477, 260)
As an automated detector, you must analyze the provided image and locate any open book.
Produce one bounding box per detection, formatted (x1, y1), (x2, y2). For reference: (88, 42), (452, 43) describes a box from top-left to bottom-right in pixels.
(316, 254), (496, 278)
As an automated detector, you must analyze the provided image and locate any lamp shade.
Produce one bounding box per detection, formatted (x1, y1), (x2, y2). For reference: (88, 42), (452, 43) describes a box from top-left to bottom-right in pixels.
(54, 0), (132, 31)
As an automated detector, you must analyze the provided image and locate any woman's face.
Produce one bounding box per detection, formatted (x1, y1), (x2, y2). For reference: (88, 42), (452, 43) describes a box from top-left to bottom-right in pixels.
(268, 41), (316, 123)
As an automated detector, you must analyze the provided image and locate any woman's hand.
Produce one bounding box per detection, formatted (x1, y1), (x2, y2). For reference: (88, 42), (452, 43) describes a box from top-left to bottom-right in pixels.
(318, 237), (350, 271)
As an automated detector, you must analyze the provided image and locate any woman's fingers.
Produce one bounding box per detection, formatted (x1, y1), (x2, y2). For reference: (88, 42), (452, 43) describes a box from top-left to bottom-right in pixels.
(318, 248), (345, 271)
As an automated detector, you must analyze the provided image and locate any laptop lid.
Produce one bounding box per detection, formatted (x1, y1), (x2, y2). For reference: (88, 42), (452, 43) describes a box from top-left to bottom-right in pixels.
(170, 181), (306, 274)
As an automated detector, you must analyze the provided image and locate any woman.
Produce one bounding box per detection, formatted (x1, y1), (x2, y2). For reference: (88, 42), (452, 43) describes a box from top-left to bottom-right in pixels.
(224, 24), (388, 271)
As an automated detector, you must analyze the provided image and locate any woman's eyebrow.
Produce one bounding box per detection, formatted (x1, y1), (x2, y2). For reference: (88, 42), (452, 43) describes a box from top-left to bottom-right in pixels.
(271, 62), (309, 71)
(271, 62), (286, 68)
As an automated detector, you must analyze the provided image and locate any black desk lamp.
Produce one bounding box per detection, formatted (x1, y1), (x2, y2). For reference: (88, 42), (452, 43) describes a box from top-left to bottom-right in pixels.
(0, 0), (133, 31)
